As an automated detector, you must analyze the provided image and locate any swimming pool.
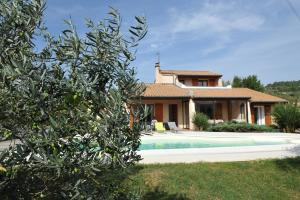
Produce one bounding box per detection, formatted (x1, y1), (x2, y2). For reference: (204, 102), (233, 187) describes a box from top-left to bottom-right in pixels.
(139, 137), (289, 150)
(138, 132), (300, 163)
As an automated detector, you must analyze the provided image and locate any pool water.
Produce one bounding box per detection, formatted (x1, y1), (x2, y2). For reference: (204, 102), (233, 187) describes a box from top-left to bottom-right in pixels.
(139, 137), (288, 150)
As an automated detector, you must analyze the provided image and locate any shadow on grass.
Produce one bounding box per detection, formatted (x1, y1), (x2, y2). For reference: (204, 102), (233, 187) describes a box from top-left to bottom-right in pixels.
(275, 157), (300, 171)
(142, 187), (191, 200)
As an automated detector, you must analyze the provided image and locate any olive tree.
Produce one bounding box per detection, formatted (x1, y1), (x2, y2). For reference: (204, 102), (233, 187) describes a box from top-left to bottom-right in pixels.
(0, 0), (147, 199)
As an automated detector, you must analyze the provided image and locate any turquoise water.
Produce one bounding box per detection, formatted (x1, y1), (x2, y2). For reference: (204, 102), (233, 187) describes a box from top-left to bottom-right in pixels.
(139, 138), (288, 150)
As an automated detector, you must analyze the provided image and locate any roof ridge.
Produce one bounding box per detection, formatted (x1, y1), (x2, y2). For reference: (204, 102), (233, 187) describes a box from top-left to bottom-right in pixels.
(159, 69), (222, 76)
(161, 69), (213, 72)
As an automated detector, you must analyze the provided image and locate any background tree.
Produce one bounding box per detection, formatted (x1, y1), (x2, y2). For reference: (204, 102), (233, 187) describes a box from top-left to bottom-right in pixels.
(242, 75), (265, 92)
(265, 80), (300, 104)
(232, 76), (242, 87)
(232, 75), (265, 92)
(222, 80), (231, 87)
(0, 0), (147, 199)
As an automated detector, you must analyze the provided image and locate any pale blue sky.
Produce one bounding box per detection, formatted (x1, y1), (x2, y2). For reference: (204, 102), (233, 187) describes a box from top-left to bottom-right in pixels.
(43, 0), (300, 84)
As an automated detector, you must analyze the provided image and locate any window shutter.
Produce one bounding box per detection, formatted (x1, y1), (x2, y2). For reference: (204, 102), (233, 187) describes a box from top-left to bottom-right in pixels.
(192, 79), (198, 86)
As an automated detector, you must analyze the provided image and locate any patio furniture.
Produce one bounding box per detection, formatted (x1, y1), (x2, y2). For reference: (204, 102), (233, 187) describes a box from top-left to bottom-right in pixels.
(167, 122), (180, 133)
(163, 122), (170, 130)
(144, 124), (153, 135)
(155, 122), (166, 133)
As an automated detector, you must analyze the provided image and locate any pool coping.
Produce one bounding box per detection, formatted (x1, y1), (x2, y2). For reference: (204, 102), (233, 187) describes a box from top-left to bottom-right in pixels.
(138, 132), (300, 164)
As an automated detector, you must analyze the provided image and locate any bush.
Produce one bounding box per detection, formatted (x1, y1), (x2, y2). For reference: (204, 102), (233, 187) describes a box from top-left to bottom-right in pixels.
(193, 112), (209, 131)
(207, 122), (276, 132)
(272, 103), (300, 133)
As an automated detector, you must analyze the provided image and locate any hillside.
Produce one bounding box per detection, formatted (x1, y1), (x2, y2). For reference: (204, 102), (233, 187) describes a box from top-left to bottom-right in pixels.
(265, 80), (300, 103)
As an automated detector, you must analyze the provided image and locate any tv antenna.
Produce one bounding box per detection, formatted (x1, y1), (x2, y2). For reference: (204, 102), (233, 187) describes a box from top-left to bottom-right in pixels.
(156, 52), (160, 64)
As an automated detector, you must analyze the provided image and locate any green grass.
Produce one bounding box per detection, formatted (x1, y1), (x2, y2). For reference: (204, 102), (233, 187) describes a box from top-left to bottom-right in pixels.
(124, 158), (300, 200)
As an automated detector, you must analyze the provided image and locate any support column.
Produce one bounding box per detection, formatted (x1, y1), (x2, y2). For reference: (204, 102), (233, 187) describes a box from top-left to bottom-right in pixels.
(247, 101), (252, 124)
(189, 98), (196, 130)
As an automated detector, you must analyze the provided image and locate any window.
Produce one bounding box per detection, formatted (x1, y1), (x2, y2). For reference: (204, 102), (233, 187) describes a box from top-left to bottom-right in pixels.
(254, 106), (265, 125)
(169, 104), (178, 124)
(179, 79), (185, 84)
(198, 80), (208, 86)
(240, 103), (245, 120)
(195, 102), (213, 119)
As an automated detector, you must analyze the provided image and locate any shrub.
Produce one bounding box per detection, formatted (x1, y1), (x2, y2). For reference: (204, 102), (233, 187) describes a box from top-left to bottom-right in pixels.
(272, 103), (300, 133)
(193, 112), (209, 131)
(207, 122), (276, 132)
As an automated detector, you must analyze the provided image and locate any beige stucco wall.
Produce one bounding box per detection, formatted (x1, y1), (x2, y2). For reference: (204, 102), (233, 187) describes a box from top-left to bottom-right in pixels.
(221, 101), (228, 121)
(142, 99), (185, 128)
(231, 100), (240, 119)
(230, 100), (248, 121)
(218, 78), (223, 86)
(158, 74), (174, 84)
(155, 67), (175, 84)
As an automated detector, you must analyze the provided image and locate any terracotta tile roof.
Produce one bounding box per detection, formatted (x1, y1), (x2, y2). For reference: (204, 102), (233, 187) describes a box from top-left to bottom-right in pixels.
(236, 88), (287, 103)
(191, 88), (251, 99)
(160, 70), (222, 77)
(143, 83), (189, 97)
(142, 84), (287, 102)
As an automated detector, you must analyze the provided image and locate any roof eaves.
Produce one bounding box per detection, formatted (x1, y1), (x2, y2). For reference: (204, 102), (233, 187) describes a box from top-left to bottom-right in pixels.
(250, 99), (288, 103)
(193, 96), (251, 99)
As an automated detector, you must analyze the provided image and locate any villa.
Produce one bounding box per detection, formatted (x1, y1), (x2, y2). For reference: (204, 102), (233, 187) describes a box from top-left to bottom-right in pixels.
(141, 63), (286, 130)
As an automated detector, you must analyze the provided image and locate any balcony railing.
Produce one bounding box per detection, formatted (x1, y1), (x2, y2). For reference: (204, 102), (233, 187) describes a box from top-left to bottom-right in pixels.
(175, 80), (232, 89)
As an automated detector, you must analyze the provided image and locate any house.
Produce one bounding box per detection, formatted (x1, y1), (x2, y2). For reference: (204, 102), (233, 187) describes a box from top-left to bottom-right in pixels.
(141, 63), (286, 130)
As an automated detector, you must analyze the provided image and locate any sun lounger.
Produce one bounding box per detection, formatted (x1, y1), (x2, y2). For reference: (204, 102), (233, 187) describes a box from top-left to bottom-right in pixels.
(155, 122), (165, 133)
(167, 122), (180, 133)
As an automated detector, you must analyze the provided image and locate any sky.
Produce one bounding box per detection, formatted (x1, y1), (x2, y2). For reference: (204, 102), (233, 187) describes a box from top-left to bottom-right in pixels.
(43, 0), (300, 84)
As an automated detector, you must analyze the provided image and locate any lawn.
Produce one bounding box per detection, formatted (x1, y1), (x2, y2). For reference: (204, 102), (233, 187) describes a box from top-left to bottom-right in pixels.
(124, 158), (300, 200)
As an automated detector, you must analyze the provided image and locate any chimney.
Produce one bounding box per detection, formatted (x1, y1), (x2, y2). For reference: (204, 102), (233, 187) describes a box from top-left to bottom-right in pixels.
(155, 62), (160, 83)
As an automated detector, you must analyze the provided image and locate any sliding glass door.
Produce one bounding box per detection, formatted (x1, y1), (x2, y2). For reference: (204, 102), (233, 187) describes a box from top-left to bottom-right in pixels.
(254, 106), (265, 125)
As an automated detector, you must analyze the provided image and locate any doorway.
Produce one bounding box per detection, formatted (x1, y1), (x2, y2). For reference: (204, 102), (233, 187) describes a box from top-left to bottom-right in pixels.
(169, 104), (178, 125)
(155, 103), (163, 122)
(254, 106), (265, 125)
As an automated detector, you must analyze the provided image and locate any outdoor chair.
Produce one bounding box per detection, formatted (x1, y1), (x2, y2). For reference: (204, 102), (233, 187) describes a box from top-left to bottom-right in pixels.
(167, 122), (180, 133)
(155, 122), (166, 133)
(163, 122), (170, 130)
(143, 124), (153, 135)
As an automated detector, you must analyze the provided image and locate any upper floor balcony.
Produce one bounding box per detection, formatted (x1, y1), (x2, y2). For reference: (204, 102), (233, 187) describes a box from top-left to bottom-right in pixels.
(175, 78), (232, 89)
(154, 62), (226, 88)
